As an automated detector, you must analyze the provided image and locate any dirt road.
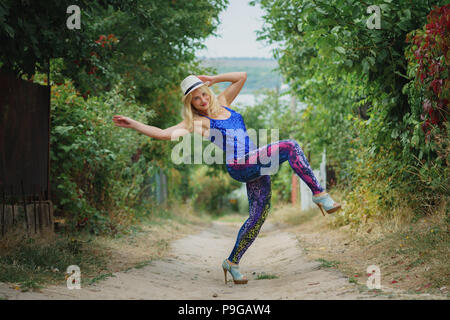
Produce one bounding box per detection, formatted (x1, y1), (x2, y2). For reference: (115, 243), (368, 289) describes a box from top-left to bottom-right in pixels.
(0, 220), (443, 300)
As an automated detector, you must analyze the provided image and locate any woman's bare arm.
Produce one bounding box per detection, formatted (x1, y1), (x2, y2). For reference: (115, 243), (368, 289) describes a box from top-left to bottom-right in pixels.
(112, 115), (194, 140)
(198, 72), (247, 106)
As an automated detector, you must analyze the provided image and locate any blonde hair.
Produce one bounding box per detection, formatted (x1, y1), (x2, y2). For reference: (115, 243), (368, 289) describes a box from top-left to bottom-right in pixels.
(181, 84), (222, 132)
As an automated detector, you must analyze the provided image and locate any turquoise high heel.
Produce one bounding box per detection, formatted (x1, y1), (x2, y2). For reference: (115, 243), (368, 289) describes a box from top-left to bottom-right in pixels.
(312, 193), (342, 216)
(222, 259), (248, 285)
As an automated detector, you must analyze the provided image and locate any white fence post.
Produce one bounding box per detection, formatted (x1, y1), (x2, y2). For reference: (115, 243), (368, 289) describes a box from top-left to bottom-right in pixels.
(299, 148), (326, 211)
(320, 147), (326, 188)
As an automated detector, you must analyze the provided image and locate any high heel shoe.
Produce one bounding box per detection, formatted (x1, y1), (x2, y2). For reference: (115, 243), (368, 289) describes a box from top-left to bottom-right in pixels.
(312, 193), (342, 216)
(222, 259), (248, 285)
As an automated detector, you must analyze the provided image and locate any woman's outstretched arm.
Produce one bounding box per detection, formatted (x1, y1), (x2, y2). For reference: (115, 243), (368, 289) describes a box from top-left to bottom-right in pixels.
(198, 72), (247, 106)
(112, 115), (192, 140)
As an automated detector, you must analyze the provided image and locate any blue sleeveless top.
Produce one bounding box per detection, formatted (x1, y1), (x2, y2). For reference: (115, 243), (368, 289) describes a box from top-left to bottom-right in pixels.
(198, 106), (257, 162)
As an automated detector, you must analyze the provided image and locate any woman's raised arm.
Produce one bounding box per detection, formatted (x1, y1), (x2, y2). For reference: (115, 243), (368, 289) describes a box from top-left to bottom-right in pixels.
(198, 72), (247, 106)
(112, 115), (192, 140)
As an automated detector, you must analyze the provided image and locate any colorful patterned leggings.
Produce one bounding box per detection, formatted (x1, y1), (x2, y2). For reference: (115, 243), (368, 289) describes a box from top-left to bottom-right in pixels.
(225, 139), (324, 264)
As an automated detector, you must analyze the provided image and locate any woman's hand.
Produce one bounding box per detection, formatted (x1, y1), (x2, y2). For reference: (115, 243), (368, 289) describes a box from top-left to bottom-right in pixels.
(112, 115), (137, 129)
(197, 75), (215, 86)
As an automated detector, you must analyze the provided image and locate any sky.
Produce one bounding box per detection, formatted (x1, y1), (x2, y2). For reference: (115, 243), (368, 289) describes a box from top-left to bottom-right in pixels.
(195, 0), (278, 59)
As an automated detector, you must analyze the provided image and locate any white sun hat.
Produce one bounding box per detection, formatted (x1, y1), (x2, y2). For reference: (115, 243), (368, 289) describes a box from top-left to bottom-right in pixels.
(180, 75), (205, 96)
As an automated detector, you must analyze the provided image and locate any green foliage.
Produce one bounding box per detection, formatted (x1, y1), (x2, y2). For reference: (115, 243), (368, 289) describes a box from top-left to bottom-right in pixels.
(0, 0), (92, 76)
(190, 165), (239, 215)
(62, 0), (228, 99)
(254, 272), (278, 280)
(0, 235), (107, 291)
(0, 0), (235, 233)
(315, 258), (340, 269)
(251, 0), (448, 225)
(0, 0), (228, 96)
(45, 70), (159, 234)
(404, 4), (448, 146)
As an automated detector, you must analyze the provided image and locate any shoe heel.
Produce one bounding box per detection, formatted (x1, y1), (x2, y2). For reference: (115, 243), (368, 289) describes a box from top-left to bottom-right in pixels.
(223, 268), (227, 284)
(313, 193), (342, 215)
(315, 203), (325, 216)
(222, 259), (248, 285)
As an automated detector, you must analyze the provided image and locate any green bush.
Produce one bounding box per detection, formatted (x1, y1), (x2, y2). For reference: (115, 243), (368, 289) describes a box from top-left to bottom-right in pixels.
(251, 1), (448, 226)
(190, 165), (239, 215)
(46, 73), (159, 234)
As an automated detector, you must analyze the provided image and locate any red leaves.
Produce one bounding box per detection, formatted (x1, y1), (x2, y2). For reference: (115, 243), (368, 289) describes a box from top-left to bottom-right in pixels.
(407, 5), (449, 143)
(410, 5), (449, 84)
(95, 33), (118, 49)
(95, 34), (107, 47)
(420, 72), (425, 83)
(421, 119), (430, 133)
(430, 79), (443, 95)
(430, 109), (440, 125)
(76, 217), (88, 228)
(427, 61), (442, 78)
(87, 66), (98, 75)
(422, 99), (432, 114)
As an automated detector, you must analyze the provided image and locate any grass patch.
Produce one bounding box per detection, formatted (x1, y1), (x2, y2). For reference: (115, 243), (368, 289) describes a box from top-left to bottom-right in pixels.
(0, 235), (109, 291)
(379, 217), (450, 290)
(315, 258), (340, 269)
(270, 204), (318, 226)
(214, 213), (248, 223)
(304, 190), (448, 295)
(0, 202), (210, 291)
(254, 272), (278, 280)
(348, 276), (358, 284)
(132, 260), (153, 270)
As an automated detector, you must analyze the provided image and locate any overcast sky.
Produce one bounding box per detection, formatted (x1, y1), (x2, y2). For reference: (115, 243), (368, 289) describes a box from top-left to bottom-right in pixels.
(196, 0), (278, 59)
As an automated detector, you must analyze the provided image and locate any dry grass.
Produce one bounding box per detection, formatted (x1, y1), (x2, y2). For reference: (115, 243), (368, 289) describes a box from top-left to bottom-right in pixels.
(268, 191), (449, 297)
(0, 202), (212, 290)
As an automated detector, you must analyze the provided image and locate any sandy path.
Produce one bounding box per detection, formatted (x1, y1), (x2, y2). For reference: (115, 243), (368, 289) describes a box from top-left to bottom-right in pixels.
(0, 220), (442, 300)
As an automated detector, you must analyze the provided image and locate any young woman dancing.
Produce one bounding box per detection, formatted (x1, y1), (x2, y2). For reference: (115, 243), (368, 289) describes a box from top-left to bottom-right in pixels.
(112, 72), (342, 285)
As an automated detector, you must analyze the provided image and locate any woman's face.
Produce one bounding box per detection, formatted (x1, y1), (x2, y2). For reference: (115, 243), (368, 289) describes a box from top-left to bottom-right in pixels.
(190, 87), (210, 113)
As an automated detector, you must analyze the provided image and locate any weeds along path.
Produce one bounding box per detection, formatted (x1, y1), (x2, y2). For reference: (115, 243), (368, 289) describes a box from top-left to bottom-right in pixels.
(0, 220), (444, 300)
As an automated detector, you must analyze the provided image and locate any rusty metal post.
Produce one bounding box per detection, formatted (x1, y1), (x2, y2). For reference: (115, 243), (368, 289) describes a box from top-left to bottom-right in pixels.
(10, 185), (14, 225)
(1, 186), (4, 237)
(21, 180), (29, 235)
(33, 184), (38, 234)
(39, 186), (48, 229)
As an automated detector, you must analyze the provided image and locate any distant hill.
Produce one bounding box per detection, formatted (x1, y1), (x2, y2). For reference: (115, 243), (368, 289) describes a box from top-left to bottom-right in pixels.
(199, 57), (283, 94)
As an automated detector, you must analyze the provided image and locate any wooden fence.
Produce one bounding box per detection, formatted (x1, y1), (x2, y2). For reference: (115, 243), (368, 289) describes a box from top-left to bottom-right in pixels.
(0, 71), (53, 238)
